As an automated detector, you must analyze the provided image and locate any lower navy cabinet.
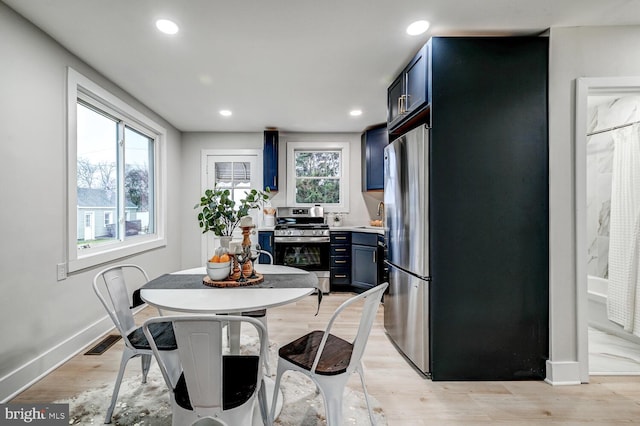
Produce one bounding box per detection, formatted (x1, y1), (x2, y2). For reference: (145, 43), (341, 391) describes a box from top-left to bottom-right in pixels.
(351, 232), (379, 291)
(258, 231), (274, 264)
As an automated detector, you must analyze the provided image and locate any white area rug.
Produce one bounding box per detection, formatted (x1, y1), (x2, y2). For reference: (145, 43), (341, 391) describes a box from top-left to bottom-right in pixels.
(61, 336), (386, 425)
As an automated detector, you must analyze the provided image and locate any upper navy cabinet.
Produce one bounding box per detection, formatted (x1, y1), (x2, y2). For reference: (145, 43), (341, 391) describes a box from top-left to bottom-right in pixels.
(263, 130), (278, 192)
(387, 43), (430, 132)
(361, 124), (388, 191)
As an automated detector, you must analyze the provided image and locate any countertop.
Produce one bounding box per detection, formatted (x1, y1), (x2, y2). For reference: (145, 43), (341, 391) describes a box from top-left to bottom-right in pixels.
(258, 225), (384, 234)
(328, 226), (385, 234)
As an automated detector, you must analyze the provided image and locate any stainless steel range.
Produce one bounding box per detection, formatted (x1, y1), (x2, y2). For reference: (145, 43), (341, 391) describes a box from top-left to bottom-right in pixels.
(274, 206), (330, 293)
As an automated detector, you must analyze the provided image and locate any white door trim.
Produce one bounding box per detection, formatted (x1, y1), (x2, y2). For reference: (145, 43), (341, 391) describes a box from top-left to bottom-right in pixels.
(199, 149), (263, 261)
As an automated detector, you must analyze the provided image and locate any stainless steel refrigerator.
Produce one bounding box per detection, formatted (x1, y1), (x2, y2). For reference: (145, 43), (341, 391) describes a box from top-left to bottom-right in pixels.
(383, 124), (431, 375)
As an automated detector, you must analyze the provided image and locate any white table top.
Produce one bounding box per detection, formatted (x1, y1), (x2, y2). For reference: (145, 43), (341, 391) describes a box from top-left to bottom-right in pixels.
(141, 266), (314, 314)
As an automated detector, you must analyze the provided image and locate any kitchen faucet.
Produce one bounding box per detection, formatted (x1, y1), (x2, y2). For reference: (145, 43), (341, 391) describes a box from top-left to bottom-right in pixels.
(377, 201), (384, 217)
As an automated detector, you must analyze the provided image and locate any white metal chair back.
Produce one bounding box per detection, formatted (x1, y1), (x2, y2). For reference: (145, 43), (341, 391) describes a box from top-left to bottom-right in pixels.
(310, 283), (387, 375)
(93, 264), (149, 349)
(257, 249), (274, 264)
(144, 315), (271, 426)
(93, 264), (178, 424)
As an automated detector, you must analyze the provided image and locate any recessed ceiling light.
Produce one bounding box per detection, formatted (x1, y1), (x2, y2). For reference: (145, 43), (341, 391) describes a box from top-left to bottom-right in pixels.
(406, 20), (430, 36)
(219, 110), (232, 117)
(350, 109), (363, 116)
(155, 19), (179, 35)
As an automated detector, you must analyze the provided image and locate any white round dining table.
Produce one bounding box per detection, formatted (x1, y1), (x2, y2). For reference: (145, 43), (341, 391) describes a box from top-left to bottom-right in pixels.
(140, 264), (316, 314)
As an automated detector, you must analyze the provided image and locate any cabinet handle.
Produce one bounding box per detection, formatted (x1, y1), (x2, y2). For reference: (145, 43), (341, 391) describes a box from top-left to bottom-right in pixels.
(335, 248), (346, 252)
(335, 260), (347, 264)
(273, 176), (276, 187)
(335, 236), (346, 240)
(373, 251), (377, 263)
(335, 274), (347, 278)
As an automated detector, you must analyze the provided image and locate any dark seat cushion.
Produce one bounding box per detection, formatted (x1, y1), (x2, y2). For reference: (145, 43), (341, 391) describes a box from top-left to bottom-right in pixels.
(240, 309), (266, 317)
(173, 355), (260, 411)
(127, 321), (177, 351)
(279, 330), (353, 375)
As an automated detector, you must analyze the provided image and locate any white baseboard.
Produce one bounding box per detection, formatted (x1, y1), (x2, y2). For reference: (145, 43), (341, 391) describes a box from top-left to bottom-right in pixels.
(0, 315), (115, 402)
(544, 360), (582, 385)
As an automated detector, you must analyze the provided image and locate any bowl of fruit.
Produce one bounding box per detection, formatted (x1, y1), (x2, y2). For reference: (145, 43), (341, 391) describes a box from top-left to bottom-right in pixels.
(207, 249), (231, 281)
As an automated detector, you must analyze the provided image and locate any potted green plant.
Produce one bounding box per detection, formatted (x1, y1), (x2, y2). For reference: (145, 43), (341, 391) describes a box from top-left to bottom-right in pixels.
(194, 187), (251, 243)
(195, 187), (272, 245)
(241, 187), (274, 226)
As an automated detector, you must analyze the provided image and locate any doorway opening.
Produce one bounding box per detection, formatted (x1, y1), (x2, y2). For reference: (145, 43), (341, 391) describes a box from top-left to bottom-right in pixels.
(576, 77), (640, 380)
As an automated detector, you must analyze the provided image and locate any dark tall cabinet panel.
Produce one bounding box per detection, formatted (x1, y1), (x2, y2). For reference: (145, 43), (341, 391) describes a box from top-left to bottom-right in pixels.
(361, 124), (388, 191)
(263, 130), (278, 191)
(428, 37), (549, 380)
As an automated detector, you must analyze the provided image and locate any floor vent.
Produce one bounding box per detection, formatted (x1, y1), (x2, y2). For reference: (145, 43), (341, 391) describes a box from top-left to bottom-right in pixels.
(84, 335), (121, 355)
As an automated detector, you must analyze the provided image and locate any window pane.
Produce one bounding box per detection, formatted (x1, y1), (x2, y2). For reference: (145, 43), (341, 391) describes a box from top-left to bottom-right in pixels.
(124, 126), (154, 236)
(76, 103), (118, 247)
(214, 161), (251, 204)
(295, 178), (340, 203)
(295, 151), (340, 178)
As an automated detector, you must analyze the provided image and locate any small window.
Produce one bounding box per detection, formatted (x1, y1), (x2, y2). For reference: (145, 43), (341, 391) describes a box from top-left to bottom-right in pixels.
(67, 68), (166, 272)
(213, 161), (252, 205)
(286, 142), (350, 212)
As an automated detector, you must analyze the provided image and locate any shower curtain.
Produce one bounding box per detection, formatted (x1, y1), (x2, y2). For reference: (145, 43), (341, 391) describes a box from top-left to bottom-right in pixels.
(608, 123), (640, 337)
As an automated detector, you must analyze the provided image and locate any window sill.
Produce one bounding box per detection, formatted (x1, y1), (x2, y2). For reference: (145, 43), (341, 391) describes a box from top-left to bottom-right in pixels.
(67, 237), (166, 273)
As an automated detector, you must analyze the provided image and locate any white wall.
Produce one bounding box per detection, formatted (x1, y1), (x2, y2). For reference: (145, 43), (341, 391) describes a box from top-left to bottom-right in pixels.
(548, 25), (640, 384)
(180, 131), (382, 268)
(0, 3), (183, 400)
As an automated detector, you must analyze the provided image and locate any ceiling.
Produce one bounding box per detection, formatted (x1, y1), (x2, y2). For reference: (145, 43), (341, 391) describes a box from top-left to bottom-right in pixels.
(4, 0), (640, 133)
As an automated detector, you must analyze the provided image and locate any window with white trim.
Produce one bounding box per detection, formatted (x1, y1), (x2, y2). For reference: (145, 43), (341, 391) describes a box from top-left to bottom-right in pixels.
(67, 68), (166, 272)
(286, 142), (350, 212)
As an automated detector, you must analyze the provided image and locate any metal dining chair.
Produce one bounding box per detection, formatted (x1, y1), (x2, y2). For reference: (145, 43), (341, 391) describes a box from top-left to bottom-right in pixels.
(92, 264), (178, 424)
(143, 315), (272, 426)
(270, 283), (388, 425)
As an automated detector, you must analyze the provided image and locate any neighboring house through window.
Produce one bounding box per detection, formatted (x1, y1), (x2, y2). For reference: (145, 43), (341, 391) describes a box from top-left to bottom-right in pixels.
(66, 68), (166, 272)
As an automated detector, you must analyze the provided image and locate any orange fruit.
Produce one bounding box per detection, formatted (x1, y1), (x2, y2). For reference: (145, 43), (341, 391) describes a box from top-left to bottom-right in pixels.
(219, 253), (230, 263)
(210, 255), (220, 263)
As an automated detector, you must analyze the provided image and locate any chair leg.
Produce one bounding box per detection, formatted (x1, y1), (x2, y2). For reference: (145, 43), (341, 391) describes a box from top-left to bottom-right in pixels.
(258, 379), (272, 426)
(270, 363), (285, 422)
(315, 374), (349, 426)
(321, 387), (345, 426)
(141, 353), (152, 383)
(356, 364), (376, 425)
(257, 315), (271, 377)
(105, 350), (134, 424)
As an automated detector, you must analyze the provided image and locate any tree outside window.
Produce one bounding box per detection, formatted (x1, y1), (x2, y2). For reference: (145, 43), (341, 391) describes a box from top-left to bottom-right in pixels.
(294, 151), (341, 204)
(286, 141), (350, 212)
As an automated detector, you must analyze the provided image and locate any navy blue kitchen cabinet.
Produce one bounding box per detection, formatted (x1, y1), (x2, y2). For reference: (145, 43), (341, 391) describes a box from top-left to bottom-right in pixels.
(351, 232), (379, 291)
(257, 230), (273, 264)
(387, 43), (429, 133)
(263, 130), (278, 192)
(330, 231), (351, 291)
(361, 124), (388, 191)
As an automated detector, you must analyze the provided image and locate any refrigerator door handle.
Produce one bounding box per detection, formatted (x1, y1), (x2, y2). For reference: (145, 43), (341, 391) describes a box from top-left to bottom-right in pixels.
(384, 260), (432, 283)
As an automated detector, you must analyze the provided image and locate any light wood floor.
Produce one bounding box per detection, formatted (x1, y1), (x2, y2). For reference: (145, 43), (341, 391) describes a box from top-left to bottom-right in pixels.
(12, 292), (640, 425)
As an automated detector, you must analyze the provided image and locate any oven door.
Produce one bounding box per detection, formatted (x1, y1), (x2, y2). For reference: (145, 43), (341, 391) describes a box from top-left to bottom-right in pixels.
(273, 237), (330, 272)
